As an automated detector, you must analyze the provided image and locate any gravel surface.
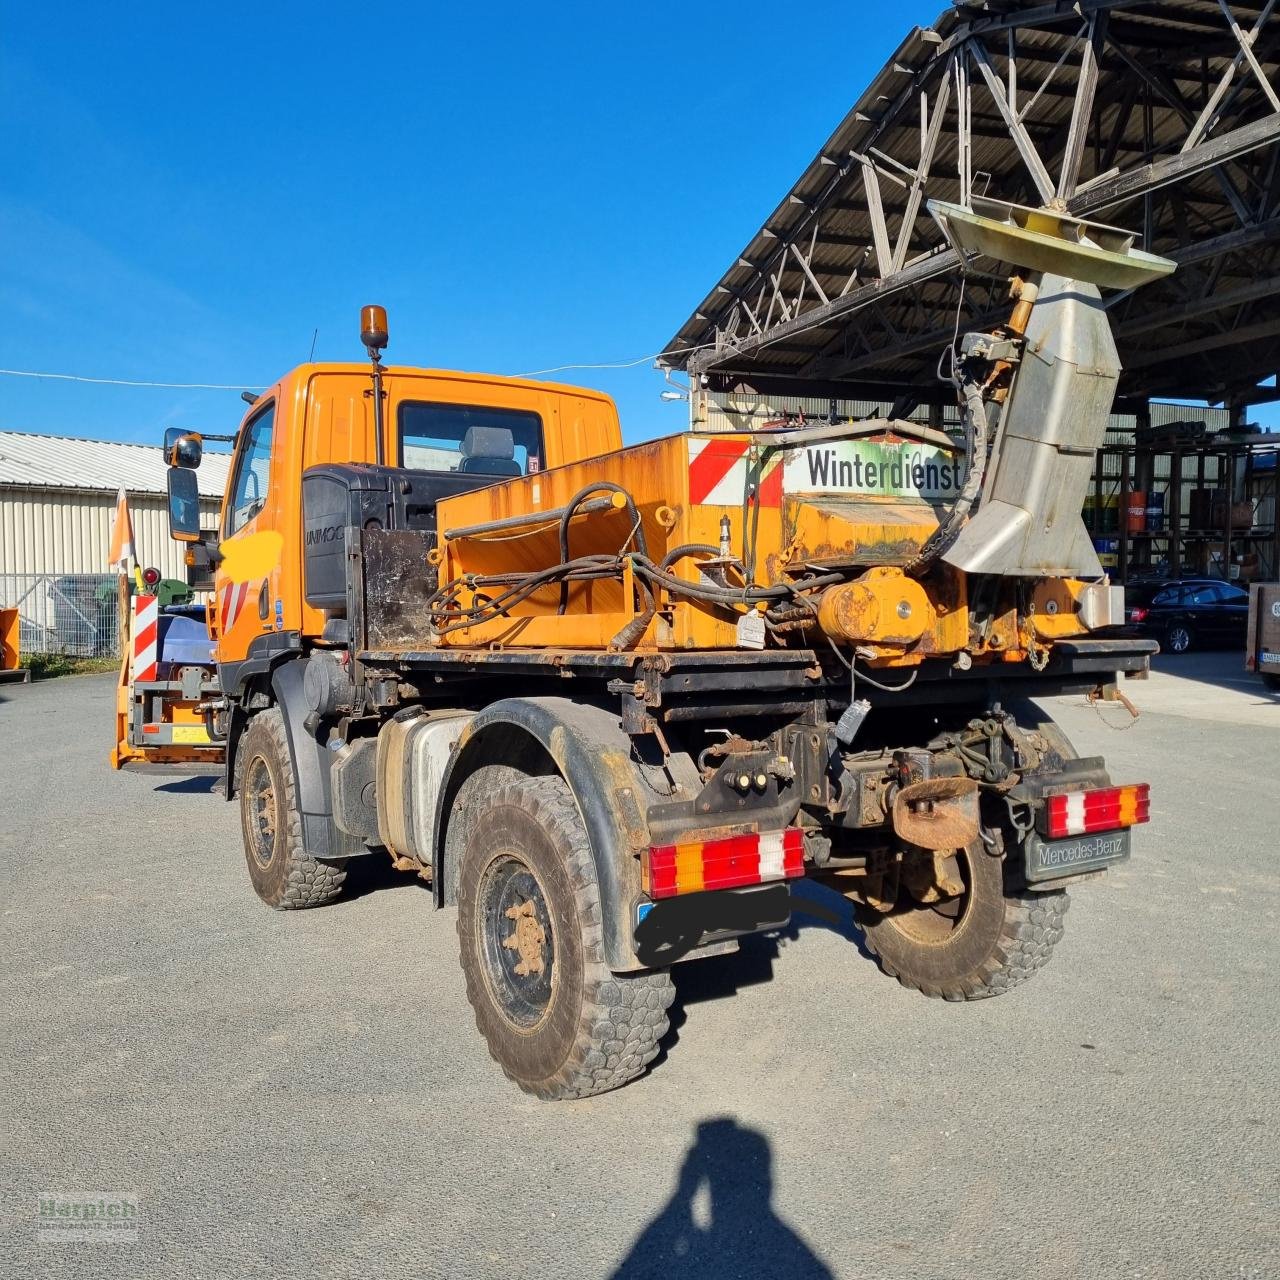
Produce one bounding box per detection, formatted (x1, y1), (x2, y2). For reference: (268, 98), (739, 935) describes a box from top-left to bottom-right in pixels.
(2, 659), (1276, 1279)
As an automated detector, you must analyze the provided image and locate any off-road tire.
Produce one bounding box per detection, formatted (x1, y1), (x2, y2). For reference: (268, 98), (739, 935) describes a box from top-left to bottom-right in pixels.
(858, 698), (1072, 1001)
(238, 707), (347, 909)
(453, 771), (674, 1100)
(857, 844), (1068, 1000)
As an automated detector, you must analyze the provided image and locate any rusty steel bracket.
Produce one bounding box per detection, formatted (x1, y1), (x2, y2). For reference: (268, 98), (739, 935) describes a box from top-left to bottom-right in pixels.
(891, 775), (981, 850)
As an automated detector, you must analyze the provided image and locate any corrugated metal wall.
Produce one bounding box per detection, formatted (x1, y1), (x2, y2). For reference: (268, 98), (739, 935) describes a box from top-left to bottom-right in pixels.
(0, 486), (221, 577)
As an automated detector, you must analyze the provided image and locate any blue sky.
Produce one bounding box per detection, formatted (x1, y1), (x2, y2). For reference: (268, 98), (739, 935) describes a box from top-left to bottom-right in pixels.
(5, 2), (1260, 449)
(0, 2), (944, 447)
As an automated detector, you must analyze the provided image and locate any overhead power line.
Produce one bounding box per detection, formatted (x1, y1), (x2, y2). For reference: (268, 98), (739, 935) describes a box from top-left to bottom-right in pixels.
(514, 344), (711, 378)
(0, 368), (262, 391)
(0, 343), (713, 392)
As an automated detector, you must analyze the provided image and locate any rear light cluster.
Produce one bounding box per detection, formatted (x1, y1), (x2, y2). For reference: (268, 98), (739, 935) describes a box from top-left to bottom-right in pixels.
(1128, 606), (1148, 623)
(642, 829), (805, 900)
(1041, 784), (1150, 839)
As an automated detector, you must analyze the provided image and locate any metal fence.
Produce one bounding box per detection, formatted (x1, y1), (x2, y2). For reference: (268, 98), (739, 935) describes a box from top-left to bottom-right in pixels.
(0, 573), (121, 658)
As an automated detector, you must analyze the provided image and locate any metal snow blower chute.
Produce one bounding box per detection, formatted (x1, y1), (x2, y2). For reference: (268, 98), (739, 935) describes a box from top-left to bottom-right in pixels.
(917, 196), (1176, 581)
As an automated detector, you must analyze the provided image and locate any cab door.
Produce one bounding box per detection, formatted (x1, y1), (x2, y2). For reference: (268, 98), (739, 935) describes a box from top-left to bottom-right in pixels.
(214, 400), (280, 663)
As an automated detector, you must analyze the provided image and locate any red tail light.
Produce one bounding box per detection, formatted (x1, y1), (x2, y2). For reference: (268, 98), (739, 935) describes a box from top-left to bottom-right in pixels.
(1042, 784), (1150, 839)
(1128, 606), (1148, 623)
(643, 828), (805, 900)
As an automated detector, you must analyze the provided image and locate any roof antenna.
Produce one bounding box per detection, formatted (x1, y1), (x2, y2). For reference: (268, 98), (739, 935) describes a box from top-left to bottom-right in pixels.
(309, 328), (318, 362)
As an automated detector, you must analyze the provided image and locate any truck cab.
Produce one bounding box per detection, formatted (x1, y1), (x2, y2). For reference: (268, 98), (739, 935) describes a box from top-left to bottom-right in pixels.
(206, 362), (622, 665)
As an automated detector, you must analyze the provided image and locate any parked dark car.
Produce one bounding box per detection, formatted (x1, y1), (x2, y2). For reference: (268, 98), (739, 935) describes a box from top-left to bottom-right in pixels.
(1124, 577), (1251, 653)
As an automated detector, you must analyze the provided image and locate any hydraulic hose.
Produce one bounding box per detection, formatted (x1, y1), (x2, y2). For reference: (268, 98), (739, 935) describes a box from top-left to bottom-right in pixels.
(659, 543), (746, 592)
(902, 374), (990, 577)
(558, 482), (649, 613)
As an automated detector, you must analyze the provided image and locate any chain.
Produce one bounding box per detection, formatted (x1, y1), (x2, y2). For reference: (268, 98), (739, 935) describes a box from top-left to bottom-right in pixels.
(1084, 686), (1140, 731)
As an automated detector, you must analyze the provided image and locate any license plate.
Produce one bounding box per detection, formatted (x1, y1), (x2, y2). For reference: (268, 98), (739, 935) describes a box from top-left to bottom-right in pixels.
(633, 882), (791, 966)
(1025, 828), (1130, 883)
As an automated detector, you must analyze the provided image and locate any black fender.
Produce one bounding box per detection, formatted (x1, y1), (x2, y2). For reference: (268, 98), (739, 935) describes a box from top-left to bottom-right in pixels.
(269, 658), (365, 860)
(218, 631), (301, 803)
(223, 655), (363, 861)
(433, 697), (660, 971)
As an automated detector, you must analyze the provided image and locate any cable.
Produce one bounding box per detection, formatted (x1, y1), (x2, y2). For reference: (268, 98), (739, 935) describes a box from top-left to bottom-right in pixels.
(0, 341), (719, 392)
(513, 342), (714, 378)
(851, 663), (919, 693)
(936, 268), (970, 388)
(0, 368), (263, 391)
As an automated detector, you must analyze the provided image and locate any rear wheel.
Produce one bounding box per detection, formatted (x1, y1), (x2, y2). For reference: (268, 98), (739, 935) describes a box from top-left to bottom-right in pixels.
(238, 708), (347, 909)
(856, 840), (1068, 1001)
(1165, 621), (1193, 654)
(858, 699), (1073, 1001)
(453, 771), (674, 1100)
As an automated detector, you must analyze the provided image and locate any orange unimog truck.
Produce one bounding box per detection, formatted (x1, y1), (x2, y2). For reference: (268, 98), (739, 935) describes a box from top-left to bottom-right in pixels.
(161, 201), (1166, 1100)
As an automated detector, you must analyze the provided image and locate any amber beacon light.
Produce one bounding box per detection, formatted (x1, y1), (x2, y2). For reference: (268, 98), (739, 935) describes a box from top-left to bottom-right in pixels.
(360, 304), (389, 354)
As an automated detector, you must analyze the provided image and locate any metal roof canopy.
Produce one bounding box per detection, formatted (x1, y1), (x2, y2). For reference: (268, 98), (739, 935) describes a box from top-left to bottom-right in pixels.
(662, 0), (1280, 412)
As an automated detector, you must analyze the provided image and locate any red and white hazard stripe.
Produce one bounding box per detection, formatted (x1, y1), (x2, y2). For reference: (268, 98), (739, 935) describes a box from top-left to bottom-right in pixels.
(220, 580), (252, 633)
(688, 437), (783, 508)
(133, 594), (159, 682)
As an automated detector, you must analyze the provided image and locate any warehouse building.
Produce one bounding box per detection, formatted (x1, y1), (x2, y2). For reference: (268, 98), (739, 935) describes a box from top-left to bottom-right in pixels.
(0, 430), (230, 655)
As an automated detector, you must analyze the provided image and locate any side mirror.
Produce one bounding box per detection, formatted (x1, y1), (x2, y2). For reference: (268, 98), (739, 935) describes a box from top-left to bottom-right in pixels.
(164, 428), (203, 469)
(167, 466), (202, 543)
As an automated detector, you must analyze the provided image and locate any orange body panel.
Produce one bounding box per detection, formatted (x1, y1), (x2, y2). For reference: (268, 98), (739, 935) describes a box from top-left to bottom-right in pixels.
(0, 607), (17, 672)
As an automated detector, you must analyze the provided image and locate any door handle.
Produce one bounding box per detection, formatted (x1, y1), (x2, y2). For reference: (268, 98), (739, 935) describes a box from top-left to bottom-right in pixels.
(258, 581), (270, 622)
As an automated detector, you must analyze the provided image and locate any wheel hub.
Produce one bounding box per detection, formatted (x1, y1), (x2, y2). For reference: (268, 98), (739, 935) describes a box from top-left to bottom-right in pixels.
(257, 789), (276, 838)
(246, 758), (277, 867)
(887, 845), (975, 945)
(503, 899), (547, 977)
(478, 855), (556, 1028)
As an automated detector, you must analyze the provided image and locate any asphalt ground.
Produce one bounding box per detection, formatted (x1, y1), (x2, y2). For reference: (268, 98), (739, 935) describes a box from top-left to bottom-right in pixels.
(1, 654), (1277, 1279)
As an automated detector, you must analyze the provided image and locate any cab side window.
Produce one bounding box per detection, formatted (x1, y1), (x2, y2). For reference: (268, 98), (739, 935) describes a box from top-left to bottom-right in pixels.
(225, 404), (275, 535)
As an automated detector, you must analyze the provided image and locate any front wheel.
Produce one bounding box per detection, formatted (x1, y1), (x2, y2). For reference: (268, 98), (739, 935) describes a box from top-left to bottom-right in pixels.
(238, 708), (347, 909)
(855, 840), (1068, 1001)
(453, 772), (674, 1100)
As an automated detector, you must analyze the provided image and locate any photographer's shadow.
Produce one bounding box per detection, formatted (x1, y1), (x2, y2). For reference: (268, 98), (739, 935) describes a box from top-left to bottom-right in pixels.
(610, 1117), (832, 1279)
